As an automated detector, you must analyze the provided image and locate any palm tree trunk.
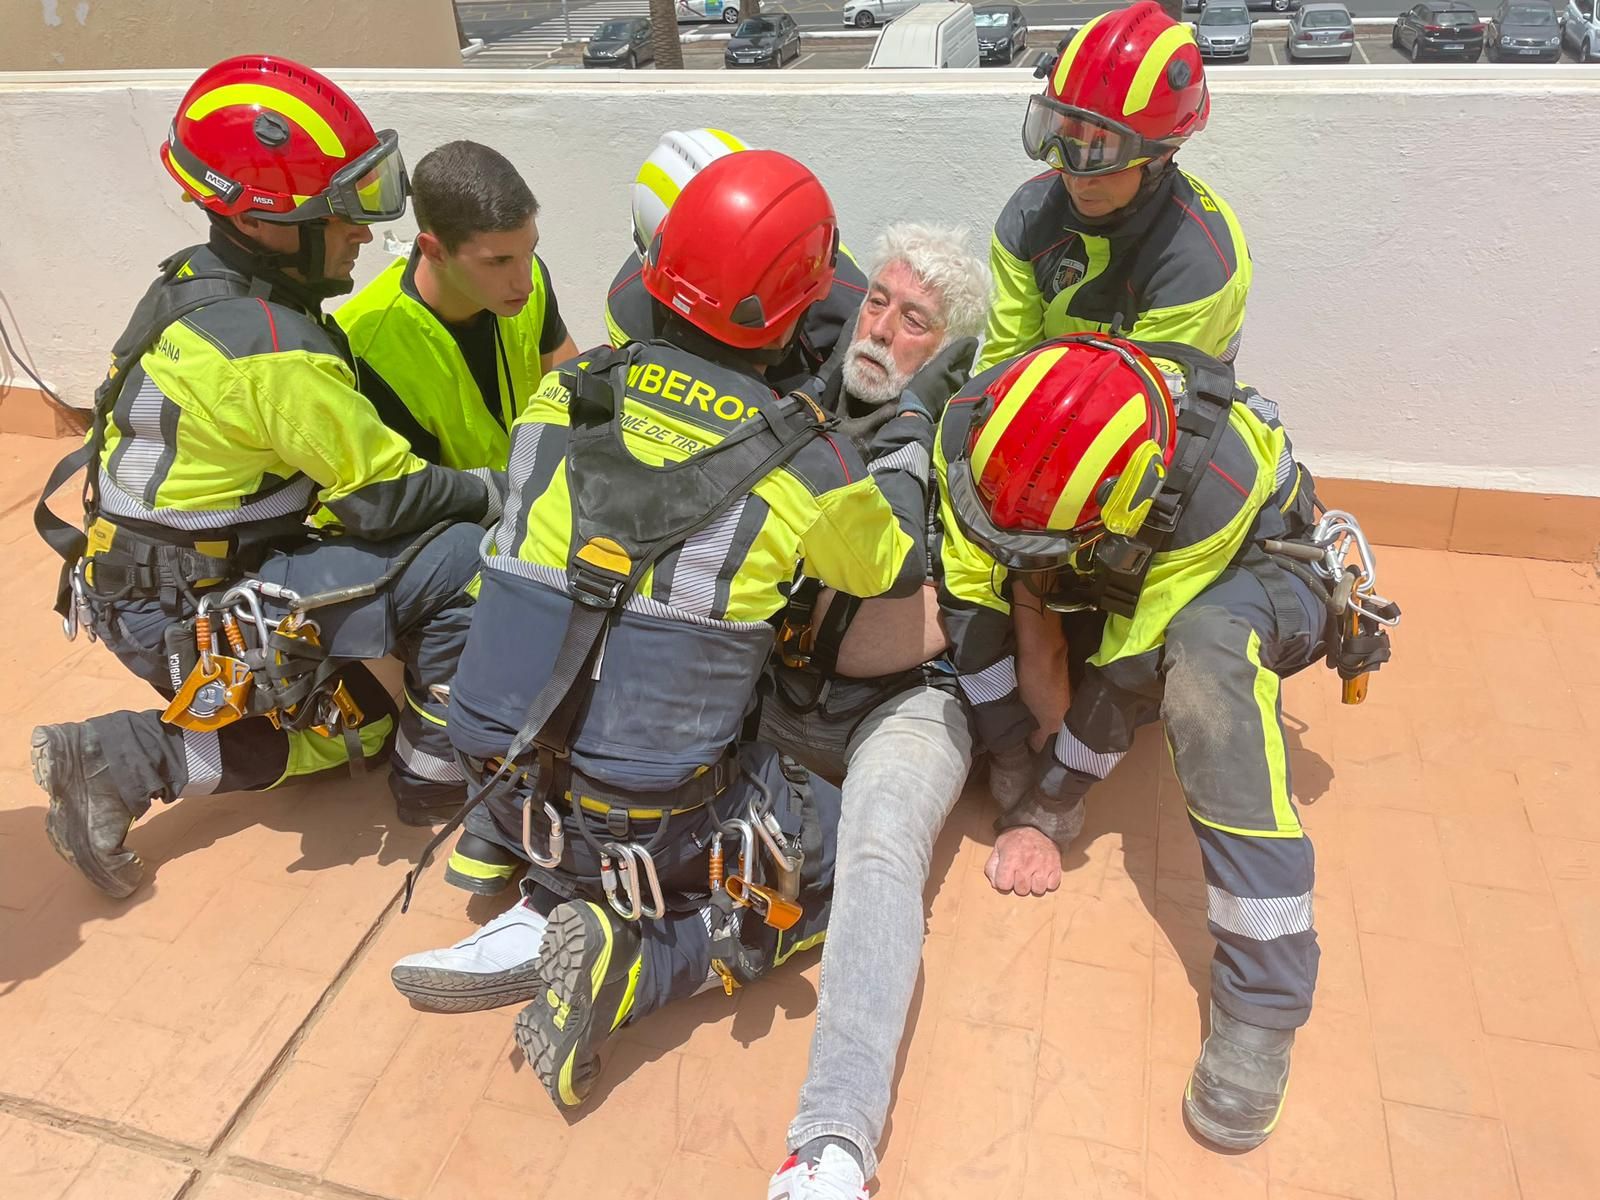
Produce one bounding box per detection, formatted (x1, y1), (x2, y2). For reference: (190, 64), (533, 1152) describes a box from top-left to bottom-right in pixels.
(650, 0), (686, 68)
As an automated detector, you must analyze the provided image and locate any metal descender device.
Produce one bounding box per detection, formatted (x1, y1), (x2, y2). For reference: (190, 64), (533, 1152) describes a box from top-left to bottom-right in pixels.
(1263, 508), (1401, 704)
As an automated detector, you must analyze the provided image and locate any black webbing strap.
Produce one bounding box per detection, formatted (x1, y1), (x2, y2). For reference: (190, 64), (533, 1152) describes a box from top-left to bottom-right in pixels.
(403, 347), (832, 909)
(35, 266), (249, 616)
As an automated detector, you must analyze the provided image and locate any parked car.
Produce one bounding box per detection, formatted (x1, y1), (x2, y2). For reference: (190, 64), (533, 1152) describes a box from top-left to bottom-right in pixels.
(843, 0), (921, 28)
(1392, 1), (1487, 59)
(975, 3), (1028, 63)
(725, 13), (803, 67)
(1186, 0), (1298, 13)
(677, 0), (740, 25)
(1485, 1), (1562, 57)
(583, 17), (654, 68)
(1195, 2), (1254, 59)
(1560, 0), (1600, 58)
(1287, 1), (1356, 60)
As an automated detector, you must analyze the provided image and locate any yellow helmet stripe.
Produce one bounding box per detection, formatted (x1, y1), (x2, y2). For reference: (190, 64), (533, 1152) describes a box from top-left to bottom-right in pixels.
(1124, 24), (1197, 118)
(185, 83), (347, 159)
(703, 128), (748, 153)
(635, 159), (681, 212)
(166, 154), (215, 198)
(972, 344), (1071, 474)
(1051, 11), (1110, 94)
(1046, 393), (1148, 530)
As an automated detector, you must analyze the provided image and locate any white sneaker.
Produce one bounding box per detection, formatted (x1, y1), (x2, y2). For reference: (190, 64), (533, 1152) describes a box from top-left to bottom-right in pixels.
(390, 895), (548, 1013)
(768, 1146), (869, 1200)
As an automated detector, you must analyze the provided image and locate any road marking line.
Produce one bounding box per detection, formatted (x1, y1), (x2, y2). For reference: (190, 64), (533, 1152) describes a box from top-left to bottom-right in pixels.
(790, 52), (817, 68)
(1266, 40), (1280, 64)
(1355, 39), (1371, 63)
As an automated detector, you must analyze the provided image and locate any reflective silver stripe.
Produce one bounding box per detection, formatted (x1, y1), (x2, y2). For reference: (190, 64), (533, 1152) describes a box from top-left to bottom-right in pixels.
(958, 655), (1017, 705)
(1053, 726), (1125, 780)
(180, 729), (223, 796)
(868, 442), (931, 484)
(1244, 392), (1279, 424)
(96, 469), (316, 532)
(1206, 886), (1314, 941)
(1275, 447), (1296, 490)
(116, 376), (169, 502)
(667, 498), (746, 617)
(1220, 329), (1243, 364)
(482, 554), (767, 632)
(465, 467), (501, 526)
(495, 423), (542, 559)
(394, 725), (464, 784)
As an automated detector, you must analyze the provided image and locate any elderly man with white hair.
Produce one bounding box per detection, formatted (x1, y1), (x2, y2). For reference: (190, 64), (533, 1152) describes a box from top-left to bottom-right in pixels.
(762, 224), (991, 1200)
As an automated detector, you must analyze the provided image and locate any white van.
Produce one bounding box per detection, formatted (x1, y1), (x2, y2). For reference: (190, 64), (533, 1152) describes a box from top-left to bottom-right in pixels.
(865, 2), (981, 68)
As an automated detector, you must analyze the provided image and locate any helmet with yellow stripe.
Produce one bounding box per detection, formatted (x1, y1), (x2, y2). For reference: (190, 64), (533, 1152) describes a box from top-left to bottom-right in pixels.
(630, 129), (750, 256)
(160, 55), (406, 225)
(1022, 2), (1208, 178)
(947, 336), (1177, 573)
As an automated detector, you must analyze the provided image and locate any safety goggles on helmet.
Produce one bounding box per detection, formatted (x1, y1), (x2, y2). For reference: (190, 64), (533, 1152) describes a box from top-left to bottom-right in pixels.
(1021, 93), (1180, 177)
(166, 126), (408, 224)
(285, 129), (409, 224)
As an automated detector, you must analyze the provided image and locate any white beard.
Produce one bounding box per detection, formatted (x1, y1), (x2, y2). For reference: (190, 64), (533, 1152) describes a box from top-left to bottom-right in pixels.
(840, 337), (914, 406)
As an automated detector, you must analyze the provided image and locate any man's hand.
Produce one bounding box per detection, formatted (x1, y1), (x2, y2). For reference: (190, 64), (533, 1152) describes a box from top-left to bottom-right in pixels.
(985, 826), (1063, 897)
(898, 336), (980, 424)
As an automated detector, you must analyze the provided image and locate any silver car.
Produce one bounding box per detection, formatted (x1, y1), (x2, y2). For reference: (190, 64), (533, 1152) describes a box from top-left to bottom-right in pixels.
(1195, 2), (1255, 58)
(843, 0), (921, 27)
(1287, 1), (1356, 58)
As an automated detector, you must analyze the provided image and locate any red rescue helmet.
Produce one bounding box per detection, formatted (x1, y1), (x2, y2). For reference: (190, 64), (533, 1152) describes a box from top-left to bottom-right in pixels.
(1023, 2), (1209, 177)
(947, 336), (1178, 572)
(640, 150), (839, 352)
(160, 55), (407, 224)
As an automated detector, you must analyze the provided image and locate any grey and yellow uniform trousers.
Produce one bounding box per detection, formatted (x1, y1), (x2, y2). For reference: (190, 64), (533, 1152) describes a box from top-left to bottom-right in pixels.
(1053, 559), (1326, 1029)
(77, 522), (482, 820)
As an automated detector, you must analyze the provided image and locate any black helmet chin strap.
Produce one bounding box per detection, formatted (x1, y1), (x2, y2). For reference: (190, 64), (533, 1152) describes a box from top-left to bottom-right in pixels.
(207, 214), (354, 302)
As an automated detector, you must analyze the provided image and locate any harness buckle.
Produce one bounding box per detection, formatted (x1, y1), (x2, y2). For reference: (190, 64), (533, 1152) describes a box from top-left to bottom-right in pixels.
(570, 567), (625, 610)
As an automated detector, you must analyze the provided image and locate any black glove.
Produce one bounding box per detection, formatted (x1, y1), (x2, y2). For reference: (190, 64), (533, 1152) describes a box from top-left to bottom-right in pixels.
(994, 751), (1095, 846)
(835, 405), (897, 455)
(987, 739), (1044, 811)
(897, 336), (979, 425)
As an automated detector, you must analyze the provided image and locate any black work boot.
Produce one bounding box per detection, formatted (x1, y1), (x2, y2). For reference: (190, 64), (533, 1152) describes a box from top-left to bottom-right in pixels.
(513, 899), (643, 1111)
(394, 785), (464, 828)
(443, 830), (521, 895)
(1183, 999), (1295, 1151)
(32, 723), (144, 899)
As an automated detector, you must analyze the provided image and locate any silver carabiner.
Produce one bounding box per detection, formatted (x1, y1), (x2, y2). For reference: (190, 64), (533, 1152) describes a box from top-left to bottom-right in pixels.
(721, 818), (757, 884)
(748, 800), (803, 902)
(520, 798), (565, 869)
(220, 582), (273, 646)
(619, 843), (665, 919)
(601, 842), (644, 921)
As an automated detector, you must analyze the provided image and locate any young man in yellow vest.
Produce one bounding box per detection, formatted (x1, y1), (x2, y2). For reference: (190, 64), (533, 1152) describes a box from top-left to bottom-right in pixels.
(337, 141), (579, 470)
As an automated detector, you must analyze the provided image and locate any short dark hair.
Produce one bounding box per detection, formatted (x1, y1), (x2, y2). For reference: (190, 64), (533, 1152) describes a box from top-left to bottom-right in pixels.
(410, 140), (538, 252)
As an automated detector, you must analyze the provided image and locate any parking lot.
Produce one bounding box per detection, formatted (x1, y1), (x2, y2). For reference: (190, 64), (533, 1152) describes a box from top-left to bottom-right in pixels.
(462, 0), (1597, 67)
(524, 23), (1579, 68)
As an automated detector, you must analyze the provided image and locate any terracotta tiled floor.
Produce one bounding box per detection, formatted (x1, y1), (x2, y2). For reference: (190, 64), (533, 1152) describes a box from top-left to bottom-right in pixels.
(2, 431), (1598, 1199)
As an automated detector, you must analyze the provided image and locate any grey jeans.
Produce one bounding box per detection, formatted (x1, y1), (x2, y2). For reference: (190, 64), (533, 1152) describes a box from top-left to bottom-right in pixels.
(758, 682), (973, 1179)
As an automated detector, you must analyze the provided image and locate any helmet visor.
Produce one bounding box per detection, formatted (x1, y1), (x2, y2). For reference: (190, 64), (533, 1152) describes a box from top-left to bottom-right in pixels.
(328, 130), (408, 223)
(1022, 94), (1170, 178)
(946, 453), (1092, 573)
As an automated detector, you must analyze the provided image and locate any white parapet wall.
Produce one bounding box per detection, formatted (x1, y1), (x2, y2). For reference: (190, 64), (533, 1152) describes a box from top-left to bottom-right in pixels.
(0, 66), (1596, 496)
